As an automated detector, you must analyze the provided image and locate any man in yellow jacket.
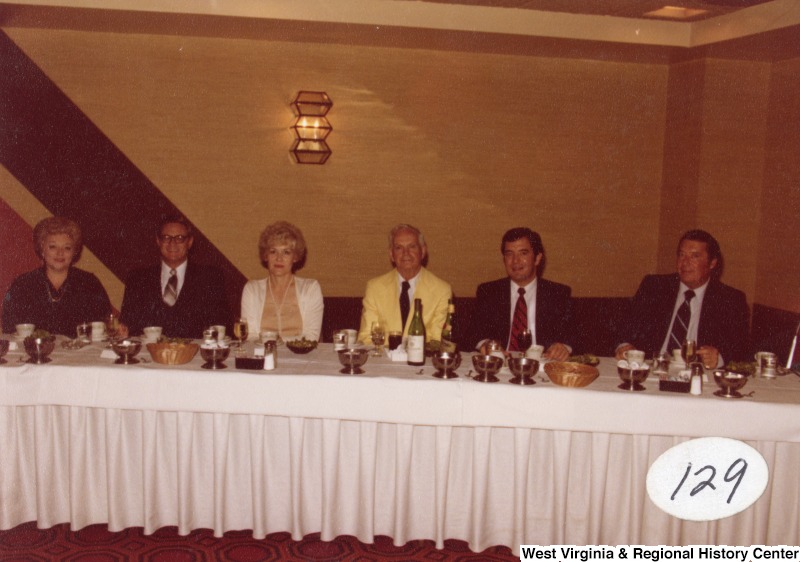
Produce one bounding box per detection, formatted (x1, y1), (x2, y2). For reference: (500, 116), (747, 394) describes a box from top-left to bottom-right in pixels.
(358, 224), (452, 345)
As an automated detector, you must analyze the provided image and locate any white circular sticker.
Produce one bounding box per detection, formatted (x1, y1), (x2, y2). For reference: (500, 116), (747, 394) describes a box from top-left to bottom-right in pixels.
(646, 436), (768, 521)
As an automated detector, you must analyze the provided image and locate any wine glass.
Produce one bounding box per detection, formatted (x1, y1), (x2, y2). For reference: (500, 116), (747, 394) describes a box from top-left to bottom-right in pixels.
(105, 313), (120, 346)
(370, 320), (386, 357)
(233, 318), (249, 355)
(681, 339), (697, 366)
(517, 328), (533, 353)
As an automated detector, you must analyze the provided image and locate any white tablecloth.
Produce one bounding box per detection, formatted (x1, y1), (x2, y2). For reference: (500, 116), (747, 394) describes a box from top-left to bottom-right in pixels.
(2, 340), (799, 552)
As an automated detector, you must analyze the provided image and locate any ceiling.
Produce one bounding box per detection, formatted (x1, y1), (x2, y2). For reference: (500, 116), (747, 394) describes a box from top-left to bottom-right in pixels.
(408, 0), (776, 21)
(1, 0), (799, 62)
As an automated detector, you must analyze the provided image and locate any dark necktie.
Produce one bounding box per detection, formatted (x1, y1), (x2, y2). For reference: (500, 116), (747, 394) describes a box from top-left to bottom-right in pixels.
(669, 289), (695, 350)
(399, 281), (410, 330)
(163, 269), (178, 306)
(508, 288), (527, 351)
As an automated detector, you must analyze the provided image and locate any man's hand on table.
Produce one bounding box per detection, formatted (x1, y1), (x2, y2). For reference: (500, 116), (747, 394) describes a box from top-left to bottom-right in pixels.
(697, 345), (721, 370)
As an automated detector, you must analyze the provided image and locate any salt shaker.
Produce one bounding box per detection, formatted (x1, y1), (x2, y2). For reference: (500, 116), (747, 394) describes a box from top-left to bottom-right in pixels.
(690, 362), (703, 395)
(264, 341), (277, 370)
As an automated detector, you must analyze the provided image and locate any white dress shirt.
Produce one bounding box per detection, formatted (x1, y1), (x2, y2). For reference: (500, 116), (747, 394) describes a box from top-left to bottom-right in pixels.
(397, 270), (421, 304)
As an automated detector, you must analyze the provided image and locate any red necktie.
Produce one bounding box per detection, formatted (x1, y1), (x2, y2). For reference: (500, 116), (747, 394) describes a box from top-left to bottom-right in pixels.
(508, 288), (527, 351)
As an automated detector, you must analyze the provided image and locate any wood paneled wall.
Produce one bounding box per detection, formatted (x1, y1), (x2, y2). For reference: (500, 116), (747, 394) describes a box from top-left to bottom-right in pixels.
(1, 25), (798, 313)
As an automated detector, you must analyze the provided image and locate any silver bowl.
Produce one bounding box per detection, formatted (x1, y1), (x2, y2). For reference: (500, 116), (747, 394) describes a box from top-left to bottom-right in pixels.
(338, 348), (369, 375)
(23, 336), (56, 364)
(508, 356), (539, 385)
(200, 345), (230, 369)
(431, 351), (461, 379)
(713, 370), (748, 398)
(617, 366), (650, 391)
(112, 338), (142, 365)
(472, 354), (503, 383)
(0, 339), (9, 364)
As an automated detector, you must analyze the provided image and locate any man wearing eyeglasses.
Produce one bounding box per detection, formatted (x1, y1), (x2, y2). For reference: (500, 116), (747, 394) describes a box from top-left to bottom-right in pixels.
(120, 216), (230, 338)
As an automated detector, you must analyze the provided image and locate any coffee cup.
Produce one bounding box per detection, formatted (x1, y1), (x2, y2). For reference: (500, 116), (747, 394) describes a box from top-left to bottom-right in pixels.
(16, 323), (35, 338)
(344, 329), (358, 347)
(525, 344), (544, 360)
(91, 321), (106, 342)
(143, 326), (163, 341)
(624, 349), (646, 366)
(672, 348), (684, 363)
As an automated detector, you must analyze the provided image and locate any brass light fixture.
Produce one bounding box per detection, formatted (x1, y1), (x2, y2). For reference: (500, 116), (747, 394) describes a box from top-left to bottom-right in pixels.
(291, 91), (332, 164)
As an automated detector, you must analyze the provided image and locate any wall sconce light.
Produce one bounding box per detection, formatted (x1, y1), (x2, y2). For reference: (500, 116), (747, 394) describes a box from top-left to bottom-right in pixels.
(291, 91), (332, 164)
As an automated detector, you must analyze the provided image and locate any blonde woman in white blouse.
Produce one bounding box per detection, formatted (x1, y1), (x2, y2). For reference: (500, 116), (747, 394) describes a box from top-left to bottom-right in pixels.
(240, 221), (323, 341)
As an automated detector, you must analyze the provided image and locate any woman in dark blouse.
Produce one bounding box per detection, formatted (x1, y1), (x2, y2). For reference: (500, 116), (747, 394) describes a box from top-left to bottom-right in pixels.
(2, 217), (113, 336)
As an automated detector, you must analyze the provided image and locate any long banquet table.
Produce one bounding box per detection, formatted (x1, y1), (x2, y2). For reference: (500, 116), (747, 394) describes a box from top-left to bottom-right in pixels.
(2, 338), (800, 554)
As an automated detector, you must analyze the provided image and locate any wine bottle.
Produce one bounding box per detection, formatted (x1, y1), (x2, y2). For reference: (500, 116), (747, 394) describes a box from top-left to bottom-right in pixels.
(440, 299), (456, 353)
(407, 298), (426, 366)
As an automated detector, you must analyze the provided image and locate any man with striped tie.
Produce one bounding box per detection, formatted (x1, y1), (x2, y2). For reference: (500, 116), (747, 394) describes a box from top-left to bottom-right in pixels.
(616, 230), (750, 367)
(120, 216), (230, 339)
(467, 227), (572, 360)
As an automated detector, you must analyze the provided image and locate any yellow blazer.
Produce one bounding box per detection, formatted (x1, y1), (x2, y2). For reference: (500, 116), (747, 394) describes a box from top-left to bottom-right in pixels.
(358, 268), (452, 344)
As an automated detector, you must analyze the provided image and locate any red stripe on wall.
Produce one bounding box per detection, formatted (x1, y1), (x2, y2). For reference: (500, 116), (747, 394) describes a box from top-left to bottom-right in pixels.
(0, 199), (40, 320)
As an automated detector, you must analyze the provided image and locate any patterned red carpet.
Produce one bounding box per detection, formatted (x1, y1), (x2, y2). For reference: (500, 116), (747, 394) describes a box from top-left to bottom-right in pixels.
(0, 522), (518, 561)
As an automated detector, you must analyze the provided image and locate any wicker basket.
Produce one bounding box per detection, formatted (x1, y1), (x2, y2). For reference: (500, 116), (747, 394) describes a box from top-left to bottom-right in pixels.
(544, 361), (599, 387)
(146, 342), (199, 365)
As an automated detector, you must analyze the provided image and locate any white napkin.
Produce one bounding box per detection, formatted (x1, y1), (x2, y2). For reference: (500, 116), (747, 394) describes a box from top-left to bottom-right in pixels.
(100, 349), (117, 360)
(388, 347), (408, 362)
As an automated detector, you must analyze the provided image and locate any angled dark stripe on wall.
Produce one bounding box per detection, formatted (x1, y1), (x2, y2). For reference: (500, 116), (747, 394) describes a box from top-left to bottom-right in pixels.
(0, 30), (245, 310)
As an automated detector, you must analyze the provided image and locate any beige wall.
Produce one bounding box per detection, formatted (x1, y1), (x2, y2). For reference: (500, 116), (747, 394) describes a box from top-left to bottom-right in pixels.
(2, 25), (798, 312)
(696, 58), (771, 300)
(759, 57), (800, 312)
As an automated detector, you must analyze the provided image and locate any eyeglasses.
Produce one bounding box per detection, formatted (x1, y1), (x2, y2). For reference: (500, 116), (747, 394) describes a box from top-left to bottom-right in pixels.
(158, 234), (190, 244)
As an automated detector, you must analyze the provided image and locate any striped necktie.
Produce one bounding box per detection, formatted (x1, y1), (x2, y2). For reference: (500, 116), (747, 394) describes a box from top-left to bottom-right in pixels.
(669, 289), (695, 350)
(163, 269), (178, 306)
(508, 288), (527, 351)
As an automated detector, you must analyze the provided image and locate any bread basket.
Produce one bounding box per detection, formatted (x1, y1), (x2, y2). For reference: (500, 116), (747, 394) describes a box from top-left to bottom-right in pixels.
(146, 342), (199, 365)
(544, 361), (599, 387)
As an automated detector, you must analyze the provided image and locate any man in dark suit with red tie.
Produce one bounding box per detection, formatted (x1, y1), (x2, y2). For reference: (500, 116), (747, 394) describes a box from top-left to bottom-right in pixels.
(120, 216), (230, 339)
(616, 229), (750, 366)
(467, 227), (572, 360)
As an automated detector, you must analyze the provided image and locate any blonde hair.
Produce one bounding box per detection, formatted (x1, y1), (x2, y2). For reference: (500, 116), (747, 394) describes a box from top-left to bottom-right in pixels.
(258, 221), (307, 271)
(33, 217), (82, 262)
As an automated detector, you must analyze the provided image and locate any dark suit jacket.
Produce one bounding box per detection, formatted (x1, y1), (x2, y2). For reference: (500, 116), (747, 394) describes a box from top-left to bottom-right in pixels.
(467, 277), (572, 350)
(120, 262), (230, 339)
(619, 273), (750, 362)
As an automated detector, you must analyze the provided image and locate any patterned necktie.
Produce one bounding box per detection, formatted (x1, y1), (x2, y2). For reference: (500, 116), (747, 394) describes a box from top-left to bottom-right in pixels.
(399, 281), (410, 330)
(508, 288), (527, 351)
(669, 289), (695, 350)
(163, 269), (178, 306)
